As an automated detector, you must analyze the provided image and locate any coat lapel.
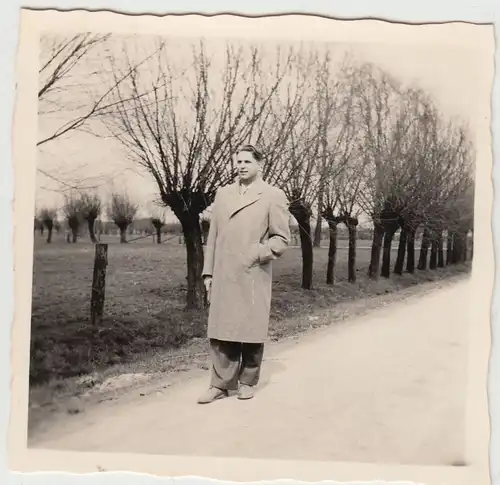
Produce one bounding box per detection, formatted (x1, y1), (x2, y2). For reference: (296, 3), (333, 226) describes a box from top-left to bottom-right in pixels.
(228, 178), (266, 219)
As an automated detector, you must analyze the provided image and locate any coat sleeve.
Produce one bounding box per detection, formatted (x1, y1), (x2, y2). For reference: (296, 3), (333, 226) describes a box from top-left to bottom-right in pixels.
(259, 188), (291, 264)
(202, 190), (221, 278)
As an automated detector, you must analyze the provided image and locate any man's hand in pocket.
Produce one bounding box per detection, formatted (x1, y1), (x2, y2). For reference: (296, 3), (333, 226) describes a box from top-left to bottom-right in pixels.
(204, 276), (213, 304)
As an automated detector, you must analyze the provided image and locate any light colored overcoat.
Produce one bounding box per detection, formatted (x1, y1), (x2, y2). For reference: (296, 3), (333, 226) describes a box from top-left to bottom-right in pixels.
(202, 178), (291, 343)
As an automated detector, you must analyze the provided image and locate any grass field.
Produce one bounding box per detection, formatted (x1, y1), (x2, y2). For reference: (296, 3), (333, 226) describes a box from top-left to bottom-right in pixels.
(30, 232), (471, 387)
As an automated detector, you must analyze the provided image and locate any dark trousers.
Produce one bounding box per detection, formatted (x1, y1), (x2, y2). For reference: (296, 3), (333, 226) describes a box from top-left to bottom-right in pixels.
(209, 338), (264, 390)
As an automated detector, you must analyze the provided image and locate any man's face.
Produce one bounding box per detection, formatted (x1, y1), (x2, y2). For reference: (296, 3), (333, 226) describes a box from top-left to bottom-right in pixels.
(236, 150), (261, 182)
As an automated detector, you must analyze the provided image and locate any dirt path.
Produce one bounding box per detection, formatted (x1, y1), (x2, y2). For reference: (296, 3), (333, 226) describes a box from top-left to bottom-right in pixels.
(29, 279), (469, 466)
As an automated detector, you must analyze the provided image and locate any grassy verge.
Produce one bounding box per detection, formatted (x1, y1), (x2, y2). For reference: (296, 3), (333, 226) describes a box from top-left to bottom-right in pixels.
(31, 239), (468, 381)
(29, 236), (470, 423)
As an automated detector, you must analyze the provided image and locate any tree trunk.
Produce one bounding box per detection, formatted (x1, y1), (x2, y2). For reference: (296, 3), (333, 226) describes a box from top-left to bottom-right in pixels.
(394, 228), (407, 275)
(326, 223), (337, 285)
(313, 216), (322, 247)
(201, 221), (210, 245)
(87, 217), (98, 243)
(119, 227), (127, 243)
(152, 222), (163, 244)
(71, 228), (78, 243)
(437, 233), (445, 268)
(381, 227), (397, 278)
(347, 219), (358, 283)
(430, 239), (438, 269)
(456, 234), (461, 263)
(451, 232), (463, 264)
(368, 221), (384, 280)
(406, 228), (416, 273)
(179, 214), (205, 310)
(44, 220), (54, 243)
(418, 227), (430, 270)
(298, 216), (314, 290)
(290, 201), (314, 290)
(314, 189), (324, 248)
(447, 232), (454, 265)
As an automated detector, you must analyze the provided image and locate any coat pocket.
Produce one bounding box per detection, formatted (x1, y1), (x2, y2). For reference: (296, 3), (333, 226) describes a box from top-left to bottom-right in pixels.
(245, 242), (261, 269)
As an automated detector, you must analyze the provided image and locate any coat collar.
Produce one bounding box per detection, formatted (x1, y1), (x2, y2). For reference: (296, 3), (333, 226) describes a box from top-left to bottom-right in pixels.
(228, 177), (266, 218)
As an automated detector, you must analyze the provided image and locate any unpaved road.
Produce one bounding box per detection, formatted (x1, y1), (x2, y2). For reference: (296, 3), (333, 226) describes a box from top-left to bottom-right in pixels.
(30, 279), (469, 466)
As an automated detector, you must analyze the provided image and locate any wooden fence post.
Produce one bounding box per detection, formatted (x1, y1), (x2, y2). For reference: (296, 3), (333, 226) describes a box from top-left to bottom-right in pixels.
(91, 243), (108, 328)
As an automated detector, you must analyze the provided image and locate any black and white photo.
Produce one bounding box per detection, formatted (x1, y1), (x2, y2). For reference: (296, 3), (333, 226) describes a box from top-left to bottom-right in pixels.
(8, 9), (494, 484)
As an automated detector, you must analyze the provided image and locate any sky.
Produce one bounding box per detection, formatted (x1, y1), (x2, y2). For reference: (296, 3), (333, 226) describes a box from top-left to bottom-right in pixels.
(35, 21), (492, 224)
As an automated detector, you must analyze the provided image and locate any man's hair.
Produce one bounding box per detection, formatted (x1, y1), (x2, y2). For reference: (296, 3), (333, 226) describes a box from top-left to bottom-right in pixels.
(238, 144), (264, 162)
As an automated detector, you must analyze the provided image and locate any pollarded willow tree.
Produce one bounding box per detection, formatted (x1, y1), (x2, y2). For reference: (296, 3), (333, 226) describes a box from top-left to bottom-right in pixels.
(416, 125), (475, 270)
(447, 175), (475, 264)
(350, 62), (409, 280)
(39, 207), (58, 243)
(249, 47), (320, 290)
(268, 99), (322, 290)
(374, 89), (477, 276)
(379, 88), (454, 276)
(351, 63), (448, 279)
(79, 192), (102, 243)
(150, 209), (166, 245)
(101, 36), (293, 309)
(376, 88), (442, 278)
(323, 149), (368, 285)
(34, 215), (42, 235)
(258, 48), (356, 290)
(351, 60), (475, 279)
(108, 192), (138, 243)
(62, 192), (83, 243)
(311, 51), (355, 248)
(316, 60), (364, 285)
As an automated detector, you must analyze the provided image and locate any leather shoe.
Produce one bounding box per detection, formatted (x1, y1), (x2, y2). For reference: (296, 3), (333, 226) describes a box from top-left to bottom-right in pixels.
(238, 384), (255, 400)
(197, 386), (228, 404)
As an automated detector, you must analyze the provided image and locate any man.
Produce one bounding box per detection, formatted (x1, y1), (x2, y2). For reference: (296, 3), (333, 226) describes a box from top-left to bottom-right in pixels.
(198, 144), (291, 404)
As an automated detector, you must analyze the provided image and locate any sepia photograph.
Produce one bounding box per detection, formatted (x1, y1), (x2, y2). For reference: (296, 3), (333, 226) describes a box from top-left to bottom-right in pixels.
(8, 8), (494, 484)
